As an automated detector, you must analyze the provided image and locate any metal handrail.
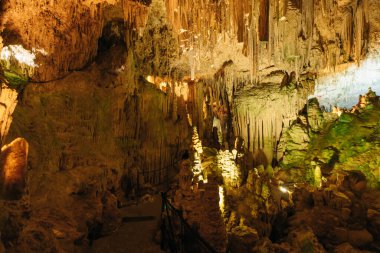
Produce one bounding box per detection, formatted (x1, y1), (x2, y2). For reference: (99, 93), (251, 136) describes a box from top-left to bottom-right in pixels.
(160, 192), (218, 253)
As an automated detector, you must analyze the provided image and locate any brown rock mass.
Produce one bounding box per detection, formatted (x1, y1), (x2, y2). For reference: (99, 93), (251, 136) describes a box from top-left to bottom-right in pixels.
(0, 137), (28, 200)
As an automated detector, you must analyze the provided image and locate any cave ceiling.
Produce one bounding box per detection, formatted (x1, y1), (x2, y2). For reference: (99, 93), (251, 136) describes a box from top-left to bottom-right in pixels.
(0, 0), (376, 83)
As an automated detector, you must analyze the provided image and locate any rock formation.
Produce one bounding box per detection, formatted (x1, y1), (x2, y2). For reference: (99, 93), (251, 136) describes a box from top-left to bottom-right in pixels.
(0, 138), (28, 200)
(0, 83), (18, 146)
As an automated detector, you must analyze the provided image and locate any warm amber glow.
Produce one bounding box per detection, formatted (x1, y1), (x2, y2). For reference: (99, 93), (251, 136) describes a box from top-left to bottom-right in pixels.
(279, 186), (288, 193)
(174, 82), (189, 101)
(192, 126), (203, 154)
(193, 133), (205, 180)
(145, 76), (189, 101)
(218, 150), (240, 187)
(219, 186), (224, 213)
(315, 165), (322, 188)
(191, 125), (207, 183)
(0, 85), (18, 142)
(146, 75), (155, 84)
(1, 138), (29, 199)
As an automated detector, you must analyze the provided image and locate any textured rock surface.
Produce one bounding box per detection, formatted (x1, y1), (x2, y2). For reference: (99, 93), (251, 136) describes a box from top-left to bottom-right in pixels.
(166, 0), (369, 80)
(287, 170), (378, 251)
(173, 158), (228, 253)
(0, 0), (374, 82)
(186, 73), (314, 166)
(233, 79), (314, 166)
(0, 138), (28, 200)
(277, 92), (379, 187)
(1, 0), (107, 81)
(334, 243), (373, 253)
(0, 83), (18, 146)
(0, 40), (190, 251)
(368, 0), (380, 54)
(278, 117), (310, 168)
(286, 227), (326, 253)
(362, 190), (380, 244)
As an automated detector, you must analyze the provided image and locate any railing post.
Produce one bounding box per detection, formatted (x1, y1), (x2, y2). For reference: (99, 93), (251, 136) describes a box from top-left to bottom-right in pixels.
(161, 192), (166, 212)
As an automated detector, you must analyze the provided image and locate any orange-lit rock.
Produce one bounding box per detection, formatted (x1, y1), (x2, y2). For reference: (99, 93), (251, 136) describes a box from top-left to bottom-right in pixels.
(1, 0), (106, 81)
(0, 83), (18, 146)
(0, 137), (28, 200)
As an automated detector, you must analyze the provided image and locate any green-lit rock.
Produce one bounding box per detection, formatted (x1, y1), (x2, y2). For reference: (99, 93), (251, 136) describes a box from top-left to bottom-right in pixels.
(307, 98), (324, 132)
(4, 71), (28, 89)
(279, 122), (310, 168)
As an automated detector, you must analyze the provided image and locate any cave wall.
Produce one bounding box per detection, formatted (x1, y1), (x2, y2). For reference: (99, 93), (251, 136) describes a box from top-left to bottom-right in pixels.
(185, 71), (314, 167)
(368, 0), (380, 54)
(0, 44), (190, 251)
(0, 0), (107, 82)
(6, 47), (190, 191)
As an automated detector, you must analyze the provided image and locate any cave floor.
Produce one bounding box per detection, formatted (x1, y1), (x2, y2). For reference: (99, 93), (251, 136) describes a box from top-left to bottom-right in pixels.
(92, 195), (164, 253)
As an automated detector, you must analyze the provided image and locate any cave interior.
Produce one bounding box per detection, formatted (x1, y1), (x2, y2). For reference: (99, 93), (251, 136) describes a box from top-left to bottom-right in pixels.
(0, 0), (380, 252)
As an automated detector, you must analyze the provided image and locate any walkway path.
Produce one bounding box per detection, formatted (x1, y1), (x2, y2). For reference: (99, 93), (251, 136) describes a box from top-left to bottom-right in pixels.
(92, 195), (164, 253)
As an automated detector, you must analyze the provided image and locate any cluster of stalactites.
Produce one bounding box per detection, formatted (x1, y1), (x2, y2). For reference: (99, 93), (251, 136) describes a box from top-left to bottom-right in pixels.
(124, 0), (369, 82)
(233, 88), (308, 166)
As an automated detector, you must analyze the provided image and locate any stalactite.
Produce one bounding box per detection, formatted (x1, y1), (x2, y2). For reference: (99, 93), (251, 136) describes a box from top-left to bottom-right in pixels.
(250, 0), (260, 83)
(354, 3), (364, 64)
(162, 0), (368, 80)
(230, 78), (313, 166)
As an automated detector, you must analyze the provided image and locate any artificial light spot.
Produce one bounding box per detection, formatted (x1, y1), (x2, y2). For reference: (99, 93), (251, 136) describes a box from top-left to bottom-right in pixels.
(0, 45), (47, 68)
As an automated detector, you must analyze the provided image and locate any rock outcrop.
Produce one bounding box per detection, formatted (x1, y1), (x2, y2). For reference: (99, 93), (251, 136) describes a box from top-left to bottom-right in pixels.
(1, 0), (107, 82)
(288, 170), (378, 251)
(0, 138), (28, 200)
(0, 84), (18, 146)
(173, 156), (228, 253)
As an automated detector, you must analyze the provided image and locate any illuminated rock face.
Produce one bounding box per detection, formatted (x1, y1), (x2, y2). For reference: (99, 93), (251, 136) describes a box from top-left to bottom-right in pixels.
(369, 0), (380, 54)
(0, 0), (150, 82)
(1, 0), (104, 81)
(0, 84), (18, 146)
(166, 0), (368, 80)
(0, 138), (28, 200)
(7, 63), (190, 190)
(187, 74), (314, 166)
(0, 0), (371, 82)
(174, 159), (228, 253)
(233, 79), (314, 166)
